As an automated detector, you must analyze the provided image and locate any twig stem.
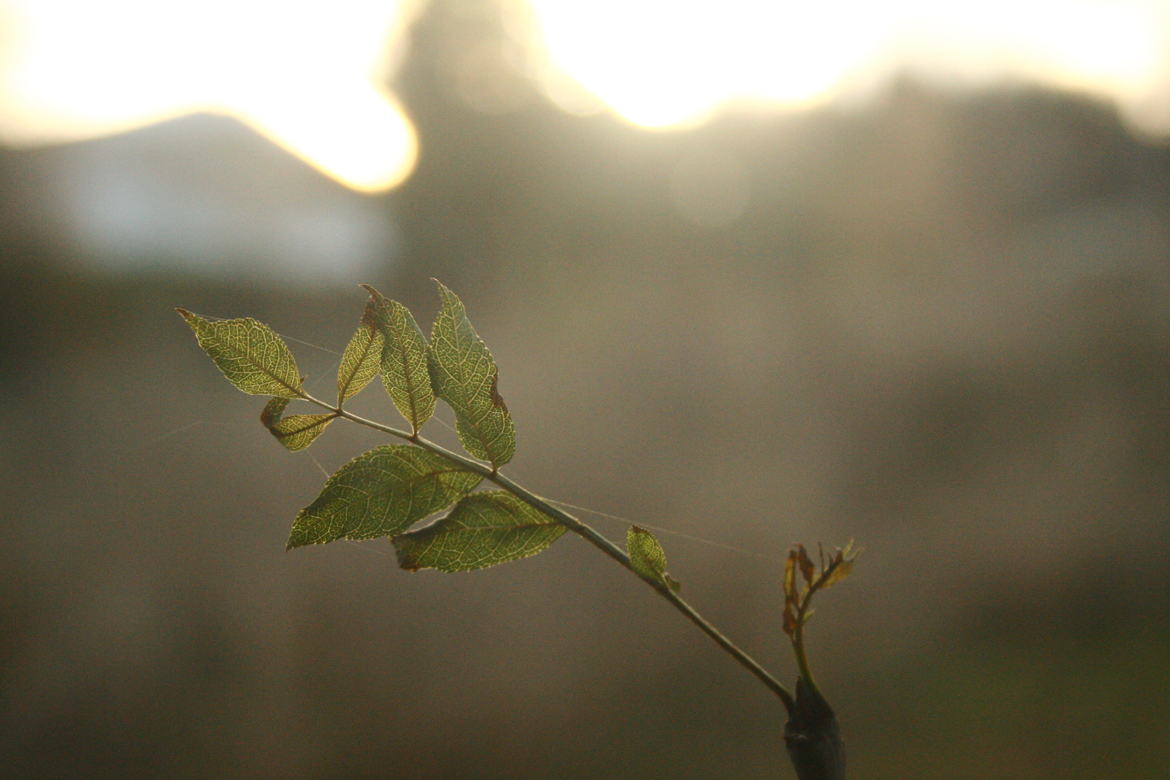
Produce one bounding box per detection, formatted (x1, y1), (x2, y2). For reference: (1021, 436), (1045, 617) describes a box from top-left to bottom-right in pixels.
(300, 392), (796, 712)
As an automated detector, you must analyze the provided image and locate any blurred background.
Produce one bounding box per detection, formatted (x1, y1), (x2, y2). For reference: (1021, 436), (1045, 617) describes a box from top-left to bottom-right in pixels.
(2, 0), (1168, 777)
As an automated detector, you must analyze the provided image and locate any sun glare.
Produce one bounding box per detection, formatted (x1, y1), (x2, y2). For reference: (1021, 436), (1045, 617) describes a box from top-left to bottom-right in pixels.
(0, 0), (422, 192)
(526, 0), (888, 128)
(524, 0), (1170, 134)
(1, 0), (1168, 194)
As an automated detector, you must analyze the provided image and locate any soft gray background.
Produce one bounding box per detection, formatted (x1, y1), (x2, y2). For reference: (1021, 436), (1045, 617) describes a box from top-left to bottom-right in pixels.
(3, 3), (1168, 777)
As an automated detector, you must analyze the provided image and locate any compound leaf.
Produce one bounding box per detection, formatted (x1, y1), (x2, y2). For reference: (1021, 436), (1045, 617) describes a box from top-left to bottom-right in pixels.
(261, 397), (335, 452)
(427, 280), (515, 468)
(177, 309), (302, 397)
(287, 445), (481, 550)
(337, 298), (384, 404)
(362, 285), (435, 432)
(394, 491), (563, 572)
(627, 526), (680, 591)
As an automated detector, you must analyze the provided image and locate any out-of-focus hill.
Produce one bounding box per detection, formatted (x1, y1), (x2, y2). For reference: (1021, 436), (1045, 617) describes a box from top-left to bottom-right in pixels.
(1, 65), (1168, 779)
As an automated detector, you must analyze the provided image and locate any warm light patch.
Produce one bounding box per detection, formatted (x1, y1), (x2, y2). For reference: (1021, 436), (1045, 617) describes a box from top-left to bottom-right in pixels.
(522, 0), (1170, 134)
(526, 0), (886, 128)
(0, 0), (423, 192)
(3, 0), (1169, 190)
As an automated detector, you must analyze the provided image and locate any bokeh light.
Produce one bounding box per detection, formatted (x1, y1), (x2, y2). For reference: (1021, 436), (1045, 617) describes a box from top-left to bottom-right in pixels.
(0, 0), (423, 192)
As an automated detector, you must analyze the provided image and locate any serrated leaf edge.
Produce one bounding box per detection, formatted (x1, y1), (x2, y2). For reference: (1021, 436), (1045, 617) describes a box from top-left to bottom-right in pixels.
(362, 285), (435, 433)
(177, 309), (303, 398)
(286, 445), (481, 550)
(427, 280), (515, 468)
(336, 299), (384, 405)
(392, 491), (563, 572)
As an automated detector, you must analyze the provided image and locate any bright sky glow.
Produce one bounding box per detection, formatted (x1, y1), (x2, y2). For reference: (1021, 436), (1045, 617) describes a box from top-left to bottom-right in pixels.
(525, 0), (1170, 134)
(1, 0), (1169, 194)
(527, 0), (888, 127)
(0, 0), (422, 192)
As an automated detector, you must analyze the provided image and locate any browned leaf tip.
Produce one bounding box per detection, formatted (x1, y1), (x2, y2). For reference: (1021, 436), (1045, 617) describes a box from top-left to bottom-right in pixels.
(488, 369), (508, 412)
(782, 602), (798, 638)
(783, 550), (798, 601)
(796, 544), (816, 585)
(360, 297), (380, 332)
(392, 537), (421, 571)
(260, 397), (288, 428)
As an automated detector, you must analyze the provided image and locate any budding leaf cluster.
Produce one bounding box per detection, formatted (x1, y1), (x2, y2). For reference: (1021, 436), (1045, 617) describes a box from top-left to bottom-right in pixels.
(782, 541), (860, 638)
(178, 281), (548, 573)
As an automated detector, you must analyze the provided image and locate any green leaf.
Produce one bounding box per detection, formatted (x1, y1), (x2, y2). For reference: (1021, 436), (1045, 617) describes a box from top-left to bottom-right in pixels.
(362, 285), (435, 433)
(627, 526), (680, 591)
(336, 298), (384, 404)
(261, 397), (335, 452)
(287, 445), (481, 549)
(177, 309), (302, 397)
(393, 491), (563, 572)
(427, 280), (515, 468)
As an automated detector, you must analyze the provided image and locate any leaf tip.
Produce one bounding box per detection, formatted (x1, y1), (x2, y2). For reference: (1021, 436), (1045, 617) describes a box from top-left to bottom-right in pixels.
(260, 396), (288, 428)
(392, 537), (421, 571)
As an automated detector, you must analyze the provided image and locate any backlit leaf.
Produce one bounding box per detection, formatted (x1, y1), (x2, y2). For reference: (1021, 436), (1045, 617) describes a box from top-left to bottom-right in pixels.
(177, 309), (302, 397)
(336, 298), (384, 404)
(394, 491), (563, 572)
(627, 526), (679, 591)
(821, 559), (855, 590)
(287, 445), (481, 549)
(261, 397), (335, 452)
(362, 285), (435, 432)
(821, 540), (861, 590)
(427, 280), (515, 468)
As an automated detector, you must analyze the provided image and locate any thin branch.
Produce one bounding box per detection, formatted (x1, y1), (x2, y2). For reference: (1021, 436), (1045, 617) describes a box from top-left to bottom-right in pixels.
(792, 588), (817, 693)
(299, 391), (795, 713)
